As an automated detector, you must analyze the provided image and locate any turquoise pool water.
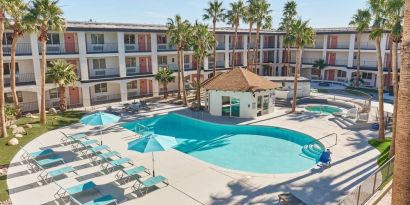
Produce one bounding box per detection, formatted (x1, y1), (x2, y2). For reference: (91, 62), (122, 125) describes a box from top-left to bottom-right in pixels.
(305, 105), (342, 115)
(123, 113), (323, 174)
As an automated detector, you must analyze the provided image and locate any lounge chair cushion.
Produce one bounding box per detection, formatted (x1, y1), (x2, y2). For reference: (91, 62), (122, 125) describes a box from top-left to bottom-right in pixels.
(69, 133), (88, 141)
(142, 176), (167, 187)
(67, 181), (96, 195)
(124, 166), (147, 177)
(37, 155), (63, 167)
(49, 166), (76, 177)
(109, 158), (131, 167)
(90, 145), (109, 153)
(81, 139), (99, 147)
(98, 151), (119, 160)
(82, 195), (116, 205)
(30, 149), (55, 158)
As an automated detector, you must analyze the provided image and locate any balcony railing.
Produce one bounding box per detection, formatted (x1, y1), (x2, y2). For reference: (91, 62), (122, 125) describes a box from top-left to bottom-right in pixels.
(2, 43), (32, 56)
(87, 43), (118, 53)
(126, 67), (152, 76)
(90, 94), (121, 106)
(264, 42), (275, 49)
(89, 68), (120, 79)
(125, 44), (151, 53)
(216, 43), (225, 50)
(328, 42), (350, 49)
(209, 60), (225, 68)
(128, 91), (153, 100)
(305, 43), (324, 49)
(229, 44), (244, 49)
(263, 57), (275, 63)
(356, 42), (376, 50)
(39, 43), (79, 54)
(16, 101), (39, 112)
(354, 60), (377, 67)
(302, 58), (317, 65)
(4, 73), (36, 86)
(328, 59), (348, 66)
(157, 44), (177, 51)
(184, 63), (194, 70)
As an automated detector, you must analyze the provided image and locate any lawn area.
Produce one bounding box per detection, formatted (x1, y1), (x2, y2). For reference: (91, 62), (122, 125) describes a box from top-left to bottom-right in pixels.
(368, 137), (392, 166)
(0, 111), (85, 201)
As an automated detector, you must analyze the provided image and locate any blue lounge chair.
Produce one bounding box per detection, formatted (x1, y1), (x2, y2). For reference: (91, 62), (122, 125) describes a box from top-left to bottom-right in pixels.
(101, 157), (134, 172)
(60, 131), (88, 145)
(90, 151), (120, 165)
(318, 149), (332, 167)
(115, 166), (150, 182)
(131, 175), (169, 195)
(54, 181), (97, 203)
(83, 145), (111, 160)
(20, 148), (55, 161)
(75, 139), (100, 156)
(37, 166), (77, 183)
(28, 155), (65, 171)
(70, 195), (117, 205)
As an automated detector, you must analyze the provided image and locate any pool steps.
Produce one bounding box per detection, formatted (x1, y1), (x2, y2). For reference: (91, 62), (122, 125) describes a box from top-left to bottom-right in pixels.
(302, 142), (324, 160)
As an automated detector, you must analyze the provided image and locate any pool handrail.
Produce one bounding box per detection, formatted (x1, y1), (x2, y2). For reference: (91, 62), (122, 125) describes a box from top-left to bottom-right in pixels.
(312, 133), (338, 149)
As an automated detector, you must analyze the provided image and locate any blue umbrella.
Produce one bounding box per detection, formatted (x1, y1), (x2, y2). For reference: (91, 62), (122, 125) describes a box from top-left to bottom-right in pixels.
(80, 112), (121, 144)
(128, 134), (177, 176)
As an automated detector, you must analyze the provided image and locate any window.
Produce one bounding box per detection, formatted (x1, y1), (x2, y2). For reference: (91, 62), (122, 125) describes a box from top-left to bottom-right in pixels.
(127, 81), (138, 89)
(362, 72), (372, 79)
(231, 97), (240, 117)
(47, 33), (60, 45)
(5, 92), (23, 103)
(49, 88), (59, 99)
(126, 57), (137, 68)
(124, 34), (136, 44)
(184, 55), (190, 64)
(3, 63), (19, 75)
(221, 96), (230, 117)
(337, 70), (346, 78)
(2, 33), (13, 45)
(95, 83), (108, 93)
(92, 59), (106, 69)
(158, 56), (167, 65)
(157, 35), (167, 44)
(91, 34), (104, 44)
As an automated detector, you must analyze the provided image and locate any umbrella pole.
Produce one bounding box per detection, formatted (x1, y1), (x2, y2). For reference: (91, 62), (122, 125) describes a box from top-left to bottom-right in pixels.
(152, 152), (155, 177)
(100, 127), (103, 145)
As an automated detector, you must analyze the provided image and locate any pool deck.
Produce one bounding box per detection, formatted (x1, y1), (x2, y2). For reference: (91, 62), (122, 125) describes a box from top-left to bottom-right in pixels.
(7, 103), (380, 205)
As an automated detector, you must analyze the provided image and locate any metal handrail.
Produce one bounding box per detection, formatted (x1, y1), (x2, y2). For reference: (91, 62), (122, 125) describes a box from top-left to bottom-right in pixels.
(311, 133), (338, 148)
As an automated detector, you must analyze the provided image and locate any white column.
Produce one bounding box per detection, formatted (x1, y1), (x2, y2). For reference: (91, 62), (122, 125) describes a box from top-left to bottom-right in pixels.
(152, 78), (159, 97)
(322, 35), (328, 60)
(259, 36), (264, 75)
(224, 34), (230, 68)
(242, 34), (248, 67)
(81, 84), (91, 107)
(381, 33), (388, 68)
(77, 32), (89, 80)
(150, 33), (159, 74)
(29, 33), (42, 111)
(120, 81), (127, 101)
(348, 34), (356, 67)
(203, 56), (209, 70)
(117, 32), (126, 77)
(278, 36), (283, 64)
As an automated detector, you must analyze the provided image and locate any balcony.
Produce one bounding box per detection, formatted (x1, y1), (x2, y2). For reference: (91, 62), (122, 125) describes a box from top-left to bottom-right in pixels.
(39, 43), (79, 55)
(184, 63), (194, 71)
(4, 73), (36, 86)
(89, 68), (120, 79)
(216, 42), (225, 50)
(90, 94), (121, 106)
(302, 58), (317, 65)
(328, 59), (348, 66)
(328, 42), (350, 49)
(209, 60), (225, 68)
(128, 91), (153, 100)
(305, 44), (324, 49)
(354, 60), (377, 67)
(355, 42), (376, 50)
(126, 67), (152, 76)
(2, 43), (32, 56)
(229, 44), (244, 49)
(157, 44), (177, 52)
(86, 43), (118, 53)
(264, 42), (275, 49)
(125, 44), (151, 53)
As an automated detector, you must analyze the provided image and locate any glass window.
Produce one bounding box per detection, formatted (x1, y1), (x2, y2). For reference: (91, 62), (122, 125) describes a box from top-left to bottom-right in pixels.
(263, 95), (269, 111)
(184, 55), (190, 64)
(47, 33), (60, 45)
(92, 59), (106, 69)
(158, 56), (167, 65)
(127, 81), (138, 89)
(95, 83), (108, 93)
(3, 63), (19, 75)
(5, 92), (23, 103)
(124, 34), (136, 44)
(157, 35), (167, 44)
(126, 57), (137, 68)
(362, 72), (372, 79)
(231, 97), (240, 117)
(91, 34), (104, 44)
(2, 33), (13, 45)
(49, 88), (59, 99)
(337, 70), (346, 77)
(222, 96), (231, 117)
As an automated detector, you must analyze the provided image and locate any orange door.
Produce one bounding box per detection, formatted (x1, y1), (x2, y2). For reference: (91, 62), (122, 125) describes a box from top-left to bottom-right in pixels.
(138, 34), (146, 51)
(139, 57), (147, 73)
(328, 70), (335, 81)
(327, 52), (336, 65)
(329, 36), (338, 49)
(147, 57), (152, 73)
(192, 58), (197, 69)
(64, 33), (76, 53)
(149, 80), (153, 94)
(237, 36), (243, 48)
(147, 35), (151, 51)
(140, 80), (148, 95)
(69, 87), (80, 105)
(263, 51), (269, 63)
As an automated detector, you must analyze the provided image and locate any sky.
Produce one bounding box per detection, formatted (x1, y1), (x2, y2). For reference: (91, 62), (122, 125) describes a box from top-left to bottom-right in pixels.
(57, 0), (368, 28)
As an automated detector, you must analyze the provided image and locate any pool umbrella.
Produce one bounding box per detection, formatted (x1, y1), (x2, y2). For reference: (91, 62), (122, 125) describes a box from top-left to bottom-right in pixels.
(128, 134), (177, 176)
(80, 112), (121, 144)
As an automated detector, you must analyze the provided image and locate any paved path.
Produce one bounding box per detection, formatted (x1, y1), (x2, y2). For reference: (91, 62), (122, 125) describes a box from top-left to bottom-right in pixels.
(7, 103), (380, 205)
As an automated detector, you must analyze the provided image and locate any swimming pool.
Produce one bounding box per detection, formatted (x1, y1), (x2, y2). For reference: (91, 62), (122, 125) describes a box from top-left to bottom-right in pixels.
(305, 105), (343, 115)
(123, 113), (324, 174)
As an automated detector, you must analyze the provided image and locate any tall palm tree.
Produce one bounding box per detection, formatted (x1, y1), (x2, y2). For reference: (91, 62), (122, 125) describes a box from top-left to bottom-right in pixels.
(25, 0), (65, 125)
(349, 9), (372, 88)
(7, 0), (29, 116)
(251, 0), (272, 74)
(154, 67), (175, 99)
(45, 60), (78, 112)
(203, 0), (225, 77)
(0, 0), (11, 138)
(279, 0), (298, 77)
(312, 59), (327, 79)
(167, 15), (191, 106)
(385, 0), (404, 157)
(290, 19), (315, 113)
(243, 0), (257, 70)
(226, 0), (245, 69)
(369, 0), (387, 141)
(391, 1), (410, 203)
(191, 22), (216, 108)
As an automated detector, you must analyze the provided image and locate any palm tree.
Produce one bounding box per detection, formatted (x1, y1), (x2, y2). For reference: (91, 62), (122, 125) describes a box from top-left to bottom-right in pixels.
(7, 0), (29, 116)
(25, 0), (65, 125)
(385, 0), (404, 157)
(369, 0), (387, 141)
(203, 0), (225, 77)
(190, 22), (216, 108)
(349, 9), (371, 88)
(312, 59), (327, 79)
(251, 0), (272, 73)
(0, 0), (11, 138)
(154, 67), (175, 99)
(290, 19), (315, 113)
(45, 60), (78, 112)
(279, 0), (298, 77)
(391, 1), (410, 203)
(167, 15), (191, 106)
(243, 0), (257, 70)
(226, 0), (245, 68)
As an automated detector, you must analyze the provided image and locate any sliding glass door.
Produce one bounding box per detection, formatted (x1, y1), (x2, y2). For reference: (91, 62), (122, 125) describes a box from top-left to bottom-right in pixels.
(221, 96), (240, 117)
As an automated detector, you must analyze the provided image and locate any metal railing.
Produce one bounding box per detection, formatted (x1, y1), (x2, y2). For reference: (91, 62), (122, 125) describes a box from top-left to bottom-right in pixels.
(339, 156), (394, 205)
(328, 42), (350, 49)
(89, 68), (120, 79)
(38, 43), (79, 54)
(356, 42), (376, 50)
(216, 43), (225, 50)
(124, 44), (151, 52)
(353, 60), (377, 67)
(316, 133), (338, 148)
(126, 67), (152, 76)
(86, 43), (118, 53)
(157, 44), (177, 51)
(90, 94), (121, 105)
(127, 91), (154, 100)
(302, 58), (317, 64)
(305, 43), (324, 49)
(2, 43), (32, 55)
(4, 73), (36, 86)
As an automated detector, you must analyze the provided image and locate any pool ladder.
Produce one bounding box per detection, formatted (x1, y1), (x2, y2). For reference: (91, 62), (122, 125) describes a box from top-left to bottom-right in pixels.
(134, 123), (153, 135)
(302, 133), (338, 160)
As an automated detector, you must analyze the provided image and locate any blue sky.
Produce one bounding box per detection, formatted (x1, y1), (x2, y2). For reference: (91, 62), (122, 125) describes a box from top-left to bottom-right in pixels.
(58, 0), (368, 28)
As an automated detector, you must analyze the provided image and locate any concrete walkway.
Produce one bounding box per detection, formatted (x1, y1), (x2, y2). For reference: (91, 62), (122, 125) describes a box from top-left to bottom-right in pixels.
(7, 103), (380, 205)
